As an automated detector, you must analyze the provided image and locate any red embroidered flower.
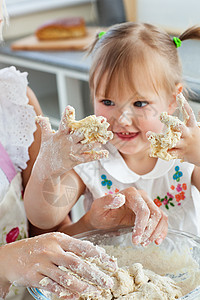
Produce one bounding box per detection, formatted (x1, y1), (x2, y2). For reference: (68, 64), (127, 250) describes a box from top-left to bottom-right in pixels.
(115, 188), (119, 193)
(175, 194), (181, 202)
(6, 227), (20, 243)
(182, 183), (187, 190)
(154, 198), (162, 207)
(175, 191), (185, 202)
(171, 185), (175, 190)
(179, 191), (185, 200)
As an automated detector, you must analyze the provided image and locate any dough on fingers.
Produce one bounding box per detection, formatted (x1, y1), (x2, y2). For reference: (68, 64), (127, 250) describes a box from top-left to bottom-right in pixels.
(147, 93), (188, 161)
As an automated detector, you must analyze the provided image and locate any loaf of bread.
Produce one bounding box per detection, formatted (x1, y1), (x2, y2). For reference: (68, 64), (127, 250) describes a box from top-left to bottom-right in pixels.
(35, 17), (87, 41)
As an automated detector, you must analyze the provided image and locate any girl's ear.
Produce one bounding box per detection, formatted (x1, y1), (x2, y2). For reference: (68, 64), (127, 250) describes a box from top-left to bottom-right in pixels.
(168, 83), (183, 114)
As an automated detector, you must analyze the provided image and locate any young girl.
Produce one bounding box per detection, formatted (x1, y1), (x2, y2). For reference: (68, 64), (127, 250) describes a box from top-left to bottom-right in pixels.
(0, 66), (118, 300)
(25, 22), (200, 241)
(24, 22), (175, 247)
(74, 22), (200, 237)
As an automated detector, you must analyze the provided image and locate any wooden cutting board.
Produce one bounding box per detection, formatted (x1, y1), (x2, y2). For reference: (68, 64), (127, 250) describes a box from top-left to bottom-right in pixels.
(11, 27), (101, 51)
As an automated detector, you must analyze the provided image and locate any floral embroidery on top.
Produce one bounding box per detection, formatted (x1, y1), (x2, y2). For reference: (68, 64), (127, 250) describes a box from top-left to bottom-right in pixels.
(154, 182), (187, 209)
(173, 166), (183, 182)
(154, 164), (187, 210)
(154, 193), (175, 210)
(101, 174), (113, 190)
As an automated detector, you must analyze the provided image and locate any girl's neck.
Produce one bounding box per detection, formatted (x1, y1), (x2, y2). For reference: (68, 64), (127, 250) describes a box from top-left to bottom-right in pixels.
(120, 151), (158, 176)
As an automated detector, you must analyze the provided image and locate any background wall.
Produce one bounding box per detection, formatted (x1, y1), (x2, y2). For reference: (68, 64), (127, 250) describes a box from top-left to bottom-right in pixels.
(137, 0), (200, 34)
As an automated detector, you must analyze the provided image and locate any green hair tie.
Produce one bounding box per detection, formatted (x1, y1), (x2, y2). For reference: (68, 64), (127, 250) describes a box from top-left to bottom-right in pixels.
(98, 31), (106, 39)
(173, 37), (182, 48)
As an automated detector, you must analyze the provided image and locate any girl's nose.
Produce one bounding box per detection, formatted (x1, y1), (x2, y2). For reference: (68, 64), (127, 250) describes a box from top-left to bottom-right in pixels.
(118, 110), (133, 126)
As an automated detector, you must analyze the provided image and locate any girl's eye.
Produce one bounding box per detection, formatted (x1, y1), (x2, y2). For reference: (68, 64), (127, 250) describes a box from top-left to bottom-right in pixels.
(101, 99), (115, 106)
(134, 101), (148, 107)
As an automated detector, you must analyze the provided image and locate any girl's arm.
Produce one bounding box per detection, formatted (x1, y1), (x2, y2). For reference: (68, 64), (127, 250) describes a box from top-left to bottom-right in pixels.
(191, 166), (200, 191)
(23, 88), (85, 231)
(25, 168), (86, 230)
(24, 101), (103, 230)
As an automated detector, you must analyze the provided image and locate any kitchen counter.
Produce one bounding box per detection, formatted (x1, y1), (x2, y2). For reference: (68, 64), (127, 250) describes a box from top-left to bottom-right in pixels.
(0, 40), (91, 73)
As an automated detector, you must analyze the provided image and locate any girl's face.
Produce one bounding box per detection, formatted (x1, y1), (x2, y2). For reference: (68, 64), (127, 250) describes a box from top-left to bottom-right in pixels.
(94, 73), (176, 158)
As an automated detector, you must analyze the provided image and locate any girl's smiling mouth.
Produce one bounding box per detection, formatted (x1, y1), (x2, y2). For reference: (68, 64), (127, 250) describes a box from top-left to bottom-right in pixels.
(114, 132), (139, 140)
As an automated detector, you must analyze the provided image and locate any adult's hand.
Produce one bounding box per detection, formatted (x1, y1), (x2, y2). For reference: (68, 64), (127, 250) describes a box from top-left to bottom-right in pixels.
(0, 232), (116, 299)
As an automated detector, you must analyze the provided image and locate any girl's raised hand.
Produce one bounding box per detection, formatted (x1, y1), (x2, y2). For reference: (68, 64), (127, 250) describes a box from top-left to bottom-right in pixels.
(168, 100), (200, 166)
(0, 232), (116, 299)
(35, 107), (108, 180)
(85, 187), (168, 247)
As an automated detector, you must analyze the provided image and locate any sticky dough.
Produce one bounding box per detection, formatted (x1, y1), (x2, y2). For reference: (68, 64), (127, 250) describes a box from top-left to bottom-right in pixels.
(65, 106), (113, 145)
(50, 247), (182, 300)
(78, 263), (182, 300)
(147, 93), (197, 161)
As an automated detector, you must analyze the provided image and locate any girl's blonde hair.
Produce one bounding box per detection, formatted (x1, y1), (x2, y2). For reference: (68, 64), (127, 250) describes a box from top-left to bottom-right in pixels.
(88, 22), (200, 98)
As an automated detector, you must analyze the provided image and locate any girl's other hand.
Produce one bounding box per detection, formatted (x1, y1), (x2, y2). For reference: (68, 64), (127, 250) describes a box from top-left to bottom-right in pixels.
(0, 232), (116, 299)
(168, 100), (200, 166)
(85, 187), (168, 247)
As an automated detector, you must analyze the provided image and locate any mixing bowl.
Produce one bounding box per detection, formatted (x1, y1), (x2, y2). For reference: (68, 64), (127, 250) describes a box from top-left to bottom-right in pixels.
(28, 227), (200, 299)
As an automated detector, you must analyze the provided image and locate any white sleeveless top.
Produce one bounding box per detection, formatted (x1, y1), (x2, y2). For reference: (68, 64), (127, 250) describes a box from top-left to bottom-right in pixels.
(0, 67), (36, 299)
(74, 142), (200, 236)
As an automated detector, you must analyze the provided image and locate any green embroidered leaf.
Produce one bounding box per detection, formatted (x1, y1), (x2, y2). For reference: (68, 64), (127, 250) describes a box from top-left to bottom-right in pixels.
(170, 203), (175, 206)
(165, 204), (169, 209)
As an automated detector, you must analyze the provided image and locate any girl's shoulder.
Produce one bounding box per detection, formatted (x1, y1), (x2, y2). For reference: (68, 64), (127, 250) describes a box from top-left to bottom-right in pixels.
(0, 67), (37, 172)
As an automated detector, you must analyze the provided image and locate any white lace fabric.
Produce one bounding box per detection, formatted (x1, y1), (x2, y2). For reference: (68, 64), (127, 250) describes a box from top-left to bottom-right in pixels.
(0, 66), (37, 171)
